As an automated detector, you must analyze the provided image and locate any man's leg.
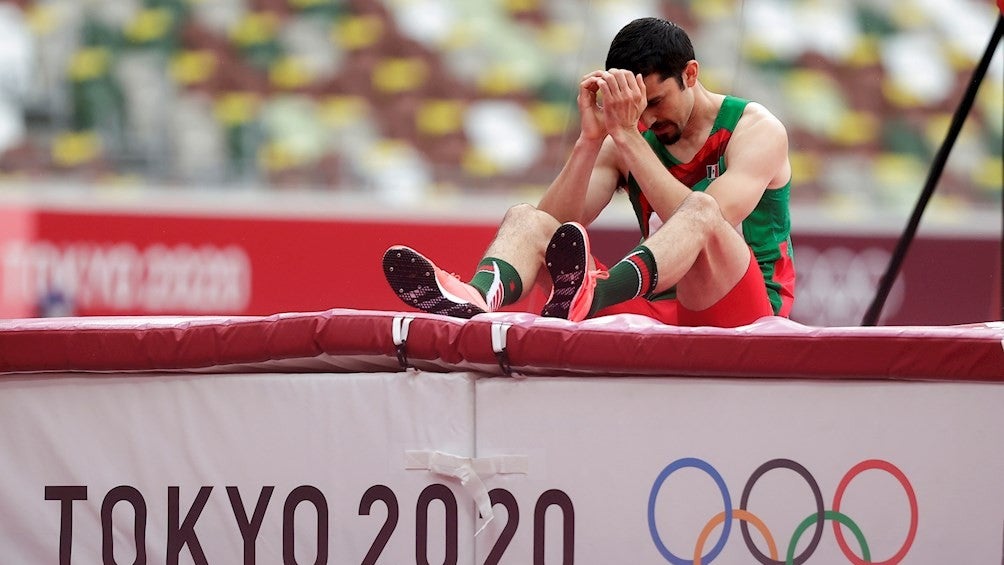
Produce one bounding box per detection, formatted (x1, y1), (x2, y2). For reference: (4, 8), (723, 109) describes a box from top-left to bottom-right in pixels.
(383, 203), (559, 318)
(643, 192), (753, 312)
(542, 192), (754, 321)
(479, 203), (561, 301)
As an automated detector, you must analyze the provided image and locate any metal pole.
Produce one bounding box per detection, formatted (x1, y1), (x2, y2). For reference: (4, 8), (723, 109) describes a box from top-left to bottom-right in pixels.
(862, 15), (1004, 326)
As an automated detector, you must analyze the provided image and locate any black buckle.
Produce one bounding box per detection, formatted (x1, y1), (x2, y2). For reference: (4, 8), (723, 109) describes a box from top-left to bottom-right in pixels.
(396, 340), (410, 370)
(495, 348), (512, 377)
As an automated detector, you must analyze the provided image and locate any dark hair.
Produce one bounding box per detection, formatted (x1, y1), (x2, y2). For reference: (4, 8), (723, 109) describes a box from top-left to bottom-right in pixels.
(604, 17), (695, 87)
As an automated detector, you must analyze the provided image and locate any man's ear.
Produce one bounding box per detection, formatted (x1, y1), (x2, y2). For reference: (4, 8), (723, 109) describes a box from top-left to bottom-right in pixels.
(683, 60), (699, 88)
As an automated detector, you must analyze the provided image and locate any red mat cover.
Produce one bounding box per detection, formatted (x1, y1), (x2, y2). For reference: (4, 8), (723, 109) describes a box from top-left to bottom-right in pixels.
(0, 310), (1001, 380)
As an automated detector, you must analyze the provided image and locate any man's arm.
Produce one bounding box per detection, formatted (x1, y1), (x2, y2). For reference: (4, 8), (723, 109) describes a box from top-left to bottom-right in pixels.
(597, 70), (789, 226)
(537, 136), (621, 225)
(537, 71), (623, 225)
(606, 126), (691, 222)
(622, 107), (787, 226)
(709, 107), (790, 225)
(594, 69), (699, 221)
(615, 106), (789, 226)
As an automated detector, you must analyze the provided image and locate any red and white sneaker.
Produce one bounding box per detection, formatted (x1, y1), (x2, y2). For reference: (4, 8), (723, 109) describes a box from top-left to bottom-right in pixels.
(382, 246), (490, 318)
(540, 222), (607, 321)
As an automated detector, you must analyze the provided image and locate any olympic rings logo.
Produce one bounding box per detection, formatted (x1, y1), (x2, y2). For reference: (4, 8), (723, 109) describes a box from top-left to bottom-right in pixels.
(647, 458), (918, 565)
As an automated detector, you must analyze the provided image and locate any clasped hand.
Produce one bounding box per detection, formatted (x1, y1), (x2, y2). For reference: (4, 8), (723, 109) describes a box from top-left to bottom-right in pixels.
(577, 69), (647, 141)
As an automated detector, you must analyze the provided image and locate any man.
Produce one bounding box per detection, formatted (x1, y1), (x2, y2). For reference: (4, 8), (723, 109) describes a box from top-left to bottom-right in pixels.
(382, 17), (795, 327)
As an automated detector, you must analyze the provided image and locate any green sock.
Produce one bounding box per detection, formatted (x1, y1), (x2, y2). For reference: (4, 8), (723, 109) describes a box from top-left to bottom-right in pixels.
(590, 245), (658, 316)
(469, 257), (523, 310)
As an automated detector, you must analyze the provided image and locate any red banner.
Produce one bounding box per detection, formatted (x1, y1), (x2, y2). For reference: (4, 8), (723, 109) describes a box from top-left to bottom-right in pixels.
(1, 207), (499, 317)
(0, 203), (998, 325)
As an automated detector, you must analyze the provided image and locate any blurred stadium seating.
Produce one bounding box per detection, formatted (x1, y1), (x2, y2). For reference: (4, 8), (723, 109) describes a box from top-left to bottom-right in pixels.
(0, 0), (1000, 217)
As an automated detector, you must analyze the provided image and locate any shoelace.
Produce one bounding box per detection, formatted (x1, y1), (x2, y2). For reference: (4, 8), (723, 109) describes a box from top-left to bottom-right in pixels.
(582, 269), (609, 290)
(545, 269), (609, 303)
(442, 270), (490, 310)
(578, 269), (609, 302)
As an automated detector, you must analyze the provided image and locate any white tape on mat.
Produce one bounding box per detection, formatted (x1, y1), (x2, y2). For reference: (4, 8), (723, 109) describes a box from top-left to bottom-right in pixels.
(491, 321), (522, 377)
(404, 450), (529, 535)
(392, 316), (416, 368)
(490, 322), (512, 354)
(392, 315), (414, 346)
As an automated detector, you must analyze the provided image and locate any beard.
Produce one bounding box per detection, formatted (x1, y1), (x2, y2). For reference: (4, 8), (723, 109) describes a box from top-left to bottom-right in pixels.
(651, 121), (681, 145)
(655, 131), (681, 145)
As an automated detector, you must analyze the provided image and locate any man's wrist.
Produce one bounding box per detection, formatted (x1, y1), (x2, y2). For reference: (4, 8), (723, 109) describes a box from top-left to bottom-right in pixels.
(609, 125), (642, 145)
(575, 135), (605, 150)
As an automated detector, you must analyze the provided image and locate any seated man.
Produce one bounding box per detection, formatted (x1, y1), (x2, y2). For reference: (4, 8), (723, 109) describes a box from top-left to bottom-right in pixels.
(382, 17), (795, 327)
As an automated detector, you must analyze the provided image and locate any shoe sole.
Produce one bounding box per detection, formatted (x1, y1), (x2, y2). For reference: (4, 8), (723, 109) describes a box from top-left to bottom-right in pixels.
(541, 223), (589, 319)
(382, 247), (486, 319)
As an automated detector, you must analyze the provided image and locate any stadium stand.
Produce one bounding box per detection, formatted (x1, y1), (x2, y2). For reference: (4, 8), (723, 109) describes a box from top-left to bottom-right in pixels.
(0, 0), (1000, 214)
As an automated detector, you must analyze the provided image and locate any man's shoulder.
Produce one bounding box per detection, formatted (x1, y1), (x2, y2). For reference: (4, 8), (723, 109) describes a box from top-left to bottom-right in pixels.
(732, 101), (788, 145)
(736, 101), (784, 129)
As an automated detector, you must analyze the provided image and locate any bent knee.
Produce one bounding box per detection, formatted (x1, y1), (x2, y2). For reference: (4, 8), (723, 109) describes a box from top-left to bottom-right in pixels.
(681, 191), (720, 216)
(676, 191), (726, 229)
(504, 202), (539, 221)
(503, 203), (560, 233)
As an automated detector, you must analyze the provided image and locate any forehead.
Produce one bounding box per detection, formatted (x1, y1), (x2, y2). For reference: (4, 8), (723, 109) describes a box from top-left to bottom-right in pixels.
(643, 74), (678, 98)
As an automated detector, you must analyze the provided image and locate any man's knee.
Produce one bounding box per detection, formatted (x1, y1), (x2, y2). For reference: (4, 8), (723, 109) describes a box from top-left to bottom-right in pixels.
(503, 202), (539, 222)
(502, 203), (559, 236)
(674, 191), (728, 239)
(680, 191), (721, 221)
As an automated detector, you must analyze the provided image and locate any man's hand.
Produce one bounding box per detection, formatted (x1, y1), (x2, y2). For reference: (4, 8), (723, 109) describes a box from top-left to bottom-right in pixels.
(577, 71), (607, 142)
(595, 69), (647, 138)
